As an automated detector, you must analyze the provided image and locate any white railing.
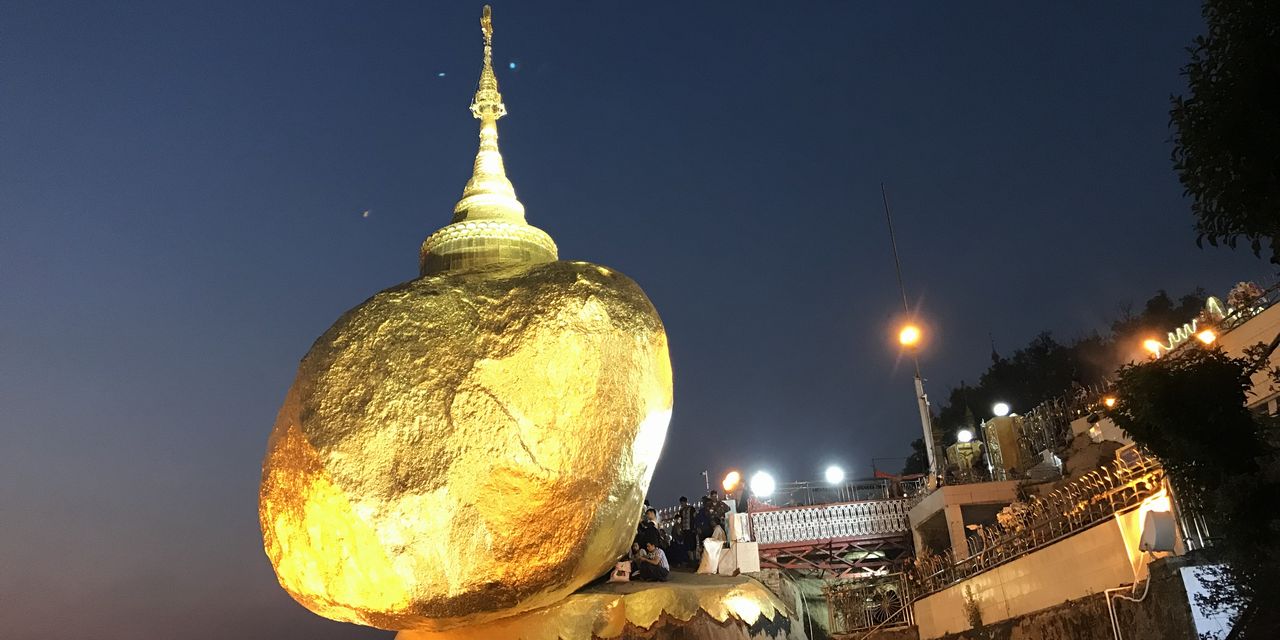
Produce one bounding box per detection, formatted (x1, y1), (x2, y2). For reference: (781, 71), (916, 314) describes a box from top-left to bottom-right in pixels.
(749, 498), (912, 545)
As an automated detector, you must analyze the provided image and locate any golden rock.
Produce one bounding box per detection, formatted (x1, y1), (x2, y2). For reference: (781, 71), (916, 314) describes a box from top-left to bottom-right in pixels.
(259, 6), (672, 631)
(260, 260), (672, 630)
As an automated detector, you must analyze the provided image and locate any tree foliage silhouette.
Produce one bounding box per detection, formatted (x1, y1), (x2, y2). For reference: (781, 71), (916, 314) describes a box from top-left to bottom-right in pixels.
(1171, 0), (1280, 264)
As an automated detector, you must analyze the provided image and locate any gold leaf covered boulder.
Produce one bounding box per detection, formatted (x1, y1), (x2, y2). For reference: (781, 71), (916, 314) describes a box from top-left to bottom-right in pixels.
(259, 7), (673, 631)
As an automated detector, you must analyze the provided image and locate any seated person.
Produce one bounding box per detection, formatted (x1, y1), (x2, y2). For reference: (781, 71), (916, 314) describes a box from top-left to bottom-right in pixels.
(666, 530), (689, 566)
(623, 542), (643, 579)
(635, 541), (670, 582)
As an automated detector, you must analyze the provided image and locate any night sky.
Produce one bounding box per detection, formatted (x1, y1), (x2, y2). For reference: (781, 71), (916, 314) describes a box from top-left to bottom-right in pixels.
(2, 2), (1271, 638)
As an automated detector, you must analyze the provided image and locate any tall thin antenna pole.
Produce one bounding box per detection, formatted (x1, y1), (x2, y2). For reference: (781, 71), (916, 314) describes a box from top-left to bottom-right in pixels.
(882, 183), (912, 318)
(882, 183), (922, 379)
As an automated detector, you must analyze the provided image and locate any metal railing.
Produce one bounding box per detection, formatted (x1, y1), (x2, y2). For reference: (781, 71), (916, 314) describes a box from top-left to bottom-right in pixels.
(824, 572), (914, 636)
(908, 449), (1165, 598)
(764, 478), (925, 507)
(750, 498), (913, 545)
(1016, 382), (1110, 458)
(652, 479), (927, 543)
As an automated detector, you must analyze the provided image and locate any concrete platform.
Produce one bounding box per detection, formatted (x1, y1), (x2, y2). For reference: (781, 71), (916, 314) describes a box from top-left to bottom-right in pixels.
(908, 481), (1020, 559)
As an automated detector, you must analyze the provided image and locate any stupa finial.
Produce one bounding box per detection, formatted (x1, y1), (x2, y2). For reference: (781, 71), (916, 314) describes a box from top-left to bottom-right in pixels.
(471, 5), (506, 122)
(419, 4), (557, 275)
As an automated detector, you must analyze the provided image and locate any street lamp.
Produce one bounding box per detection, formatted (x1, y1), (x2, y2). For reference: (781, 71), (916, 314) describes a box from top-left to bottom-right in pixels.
(899, 325), (922, 347)
(824, 465), (845, 485)
(1196, 329), (1217, 345)
(898, 322), (940, 484)
(882, 184), (939, 487)
(750, 471), (776, 499)
(1143, 339), (1163, 356)
(992, 402), (1011, 417)
(957, 429), (974, 443)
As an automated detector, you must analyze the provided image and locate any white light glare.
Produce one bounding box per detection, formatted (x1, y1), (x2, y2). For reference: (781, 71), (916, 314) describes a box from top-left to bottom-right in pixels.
(957, 429), (974, 443)
(750, 471), (776, 498)
(824, 465), (845, 485)
(992, 402), (1011, 417)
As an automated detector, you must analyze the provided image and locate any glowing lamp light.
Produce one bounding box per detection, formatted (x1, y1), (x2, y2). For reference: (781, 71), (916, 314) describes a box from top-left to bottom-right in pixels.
(992, 402), (1011, 417)
(1196, 329), (1217, 345)
(722, 470), (742, 493)
(957, 429), (974, 443)
(1103, 396), (1117, 409)
(1142, 493), (1172, 513)
(1142, 339), (1163, 356)
(898, 325), (922, 347)
(824, 465), (845, 485)
(749, 471), (776, 498)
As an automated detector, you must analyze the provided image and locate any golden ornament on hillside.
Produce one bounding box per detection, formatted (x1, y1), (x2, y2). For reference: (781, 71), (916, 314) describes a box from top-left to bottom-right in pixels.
(259, 6), (673, 631)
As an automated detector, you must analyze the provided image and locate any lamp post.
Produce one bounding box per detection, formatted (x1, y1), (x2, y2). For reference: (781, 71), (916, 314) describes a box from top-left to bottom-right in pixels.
(898, 323), (940, 484)
(882, 184), (940, 487)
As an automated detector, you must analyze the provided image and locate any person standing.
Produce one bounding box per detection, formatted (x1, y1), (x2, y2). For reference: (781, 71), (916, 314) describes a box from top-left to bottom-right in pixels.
(704, 490), (730, 530)
(635, 507), (664, 549)
(675, 496), (698, 566)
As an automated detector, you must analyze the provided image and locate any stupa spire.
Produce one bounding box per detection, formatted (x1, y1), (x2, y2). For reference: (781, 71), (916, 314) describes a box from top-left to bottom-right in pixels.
(453, 4), (520, 223)
(420, 5), (557, 275)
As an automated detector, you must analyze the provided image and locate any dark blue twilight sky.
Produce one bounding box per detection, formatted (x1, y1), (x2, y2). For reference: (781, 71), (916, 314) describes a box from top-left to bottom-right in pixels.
(1, 2), (1271, 638)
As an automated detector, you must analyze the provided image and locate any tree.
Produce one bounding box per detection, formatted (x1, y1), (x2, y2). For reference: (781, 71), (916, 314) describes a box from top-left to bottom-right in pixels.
(933, 332), (1111, 438)
(1170, 0), (1280, 264)
(901, 437), (928, 475)
(1109, 345), (1280, 637)
(1109, 289), (1207, 342)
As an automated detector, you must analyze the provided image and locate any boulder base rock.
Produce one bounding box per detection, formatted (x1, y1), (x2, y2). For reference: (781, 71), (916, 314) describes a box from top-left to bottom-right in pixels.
(260, 260), (672, 630)
(396, 574), (799, 640)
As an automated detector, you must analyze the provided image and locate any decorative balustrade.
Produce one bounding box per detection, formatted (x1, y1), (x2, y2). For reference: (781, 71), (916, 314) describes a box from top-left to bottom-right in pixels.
(767, 478), (921, 507)
(825, 573), (914, 635)
(908, 450), (1166, 598)
(1017, 382), (1110, 458)
(749, 498), (913, 545)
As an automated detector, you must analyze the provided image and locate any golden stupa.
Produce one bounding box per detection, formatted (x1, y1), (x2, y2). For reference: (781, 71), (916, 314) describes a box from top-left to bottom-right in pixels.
(259, 6), (673, 631)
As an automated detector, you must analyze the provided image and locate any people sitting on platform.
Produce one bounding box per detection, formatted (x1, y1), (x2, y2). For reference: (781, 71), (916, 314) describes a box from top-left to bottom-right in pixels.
(635, 541), (670, 582)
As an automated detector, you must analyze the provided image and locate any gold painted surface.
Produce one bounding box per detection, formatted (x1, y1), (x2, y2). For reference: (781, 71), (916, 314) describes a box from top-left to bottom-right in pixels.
(395, 574), (789, 640)
(420, 6), (556, 275)
(260, 260), (673, 630)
